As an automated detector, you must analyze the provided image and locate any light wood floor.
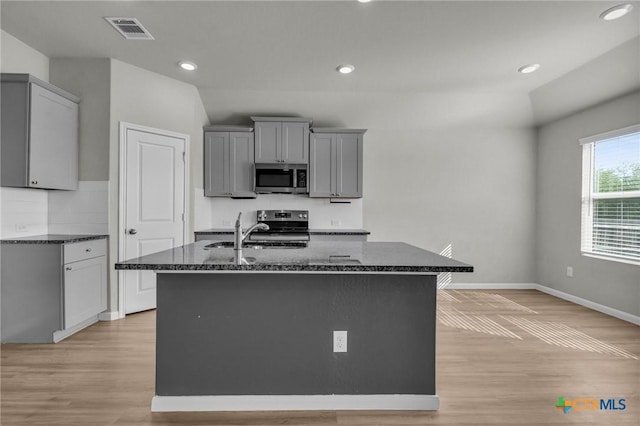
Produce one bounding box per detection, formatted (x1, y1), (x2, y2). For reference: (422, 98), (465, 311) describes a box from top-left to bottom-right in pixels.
(2, 290), (638, 425)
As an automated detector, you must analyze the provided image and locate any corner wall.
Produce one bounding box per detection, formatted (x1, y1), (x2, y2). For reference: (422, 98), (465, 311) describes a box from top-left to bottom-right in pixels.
(108, 59), (209, 312)
(0, 30), (49, 238)
(535, 90), (640, 317)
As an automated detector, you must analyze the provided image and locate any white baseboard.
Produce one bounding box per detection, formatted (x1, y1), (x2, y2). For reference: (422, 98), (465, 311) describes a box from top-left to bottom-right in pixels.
(445, 283), (537, 290)
(151, 394), (439, 412)
(441, 283), (640, 326)
(98, 311), (123, 321)
(534, 285), (640, 326)
(53, 316), (98, 343)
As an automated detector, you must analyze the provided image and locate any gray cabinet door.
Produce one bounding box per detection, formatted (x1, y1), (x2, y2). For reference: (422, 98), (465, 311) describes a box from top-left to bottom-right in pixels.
(204, 132), (229, 196)
(282, 122), (309, 164)
(63, 255), (107, 330)
(336, 133), (363, 198)
(309, 133), (335, 197)
(29, 83), (79, 190)
(310, 131), (363, 198)
(229, 132), (256, 197)
(254, 122), (280, 163)
(255, 121), (309, 164)
(204, 131), (255, 198)
(1, 75), (79, 190)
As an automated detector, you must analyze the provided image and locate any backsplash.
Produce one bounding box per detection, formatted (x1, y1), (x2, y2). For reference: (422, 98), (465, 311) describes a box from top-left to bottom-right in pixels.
(48, 181), (108, 234)
(0, 187), (48, 238)
(198, 191), (363, 229)
(0, 181), (109, 239)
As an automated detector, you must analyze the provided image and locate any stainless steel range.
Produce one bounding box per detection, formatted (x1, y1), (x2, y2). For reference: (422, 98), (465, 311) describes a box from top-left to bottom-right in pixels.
(248, 209), (309, 246)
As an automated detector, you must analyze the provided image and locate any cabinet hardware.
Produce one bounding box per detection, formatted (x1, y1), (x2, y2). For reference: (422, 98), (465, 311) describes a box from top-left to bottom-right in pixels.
(31, 180), (38, 185)
(86, 248), (92, 252)
(128, 229), (137, 235)
(65, 267), (72, 271)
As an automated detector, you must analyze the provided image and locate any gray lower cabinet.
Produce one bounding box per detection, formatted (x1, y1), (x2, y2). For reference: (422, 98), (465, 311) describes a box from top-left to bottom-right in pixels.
(309, 128), (366, 198)
(1, 238), (107, 343)
(252, 117), (311, 164)
(1, 73), (79, 190)
(204, 127), (255, 198)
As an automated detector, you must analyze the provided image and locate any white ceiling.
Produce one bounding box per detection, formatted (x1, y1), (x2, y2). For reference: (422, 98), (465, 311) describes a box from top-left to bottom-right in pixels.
(2, 1), (639, 122)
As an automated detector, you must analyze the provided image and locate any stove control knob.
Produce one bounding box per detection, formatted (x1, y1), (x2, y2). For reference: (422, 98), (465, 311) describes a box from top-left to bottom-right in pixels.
(298, 214), (303, 218)
(303, 214), (308, 219)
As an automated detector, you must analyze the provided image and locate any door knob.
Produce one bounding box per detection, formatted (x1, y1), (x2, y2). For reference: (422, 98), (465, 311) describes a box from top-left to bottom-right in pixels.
(128, 229), (137, 235)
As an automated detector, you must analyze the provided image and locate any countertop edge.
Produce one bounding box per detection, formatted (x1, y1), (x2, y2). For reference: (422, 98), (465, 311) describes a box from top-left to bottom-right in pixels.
(1, 234), (109, 244)
(114, 264), (473, 273)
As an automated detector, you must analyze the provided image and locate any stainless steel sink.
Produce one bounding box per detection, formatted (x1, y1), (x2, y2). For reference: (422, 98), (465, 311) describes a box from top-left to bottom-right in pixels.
(205, 241), (236, 249)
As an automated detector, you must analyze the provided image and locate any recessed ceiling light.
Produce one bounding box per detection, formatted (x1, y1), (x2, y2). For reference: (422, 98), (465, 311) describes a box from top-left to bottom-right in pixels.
(337, 64), (355, 74)
(600, 3), (634, 20)
(358, 0), (372, 3)
(518, 63), (540, 74)
(178, 61), (197, 71)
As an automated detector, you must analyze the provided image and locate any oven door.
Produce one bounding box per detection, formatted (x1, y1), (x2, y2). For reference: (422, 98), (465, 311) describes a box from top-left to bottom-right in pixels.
(246, 231), (310, 246)
(255, 166), (295, 193)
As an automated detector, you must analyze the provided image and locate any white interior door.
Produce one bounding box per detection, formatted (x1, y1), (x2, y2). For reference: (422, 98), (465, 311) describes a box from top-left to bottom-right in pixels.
(121, 126), (186, 314)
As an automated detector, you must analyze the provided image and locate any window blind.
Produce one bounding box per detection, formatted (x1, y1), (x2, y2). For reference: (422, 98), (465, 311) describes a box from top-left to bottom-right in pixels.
(580, 125), (640, 263)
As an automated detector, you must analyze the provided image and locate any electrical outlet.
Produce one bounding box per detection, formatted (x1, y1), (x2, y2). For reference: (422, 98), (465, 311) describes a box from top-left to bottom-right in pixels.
(333, 330), (347, 353)
(566, 266), (574, 278)
(331, 219), (341, 227)
(14, 224), (28, 233)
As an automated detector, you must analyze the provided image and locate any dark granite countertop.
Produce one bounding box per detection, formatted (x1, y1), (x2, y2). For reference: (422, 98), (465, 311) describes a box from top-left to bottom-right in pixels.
(195, 228), (370, 235)
(115, 241), (473, 273)
(0, 234), (108, 244)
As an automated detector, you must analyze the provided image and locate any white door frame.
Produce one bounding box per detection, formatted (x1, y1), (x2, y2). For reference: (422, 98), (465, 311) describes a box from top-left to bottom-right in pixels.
(117, 122), (190, 318)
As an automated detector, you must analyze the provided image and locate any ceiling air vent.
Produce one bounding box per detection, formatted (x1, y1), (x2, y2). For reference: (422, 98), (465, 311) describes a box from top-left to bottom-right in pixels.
(105, 17), (154, 40)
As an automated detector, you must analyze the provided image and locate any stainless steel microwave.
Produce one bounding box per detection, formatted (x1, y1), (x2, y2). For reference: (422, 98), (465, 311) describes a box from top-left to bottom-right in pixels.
(254, 163), (308, 194)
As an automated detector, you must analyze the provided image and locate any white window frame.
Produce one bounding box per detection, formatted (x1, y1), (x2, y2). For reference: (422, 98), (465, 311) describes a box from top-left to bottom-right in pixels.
(579, 124), (640, 266)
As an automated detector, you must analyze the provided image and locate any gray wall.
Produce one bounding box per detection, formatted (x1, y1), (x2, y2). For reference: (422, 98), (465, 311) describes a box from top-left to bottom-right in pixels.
(108, 58), (210, 312)
(536, 90), (640, 317)
(50, 59), (111, 181)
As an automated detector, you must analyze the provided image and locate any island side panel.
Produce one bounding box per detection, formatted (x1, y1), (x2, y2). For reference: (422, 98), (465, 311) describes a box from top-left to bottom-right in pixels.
(156, 272), (436, 396)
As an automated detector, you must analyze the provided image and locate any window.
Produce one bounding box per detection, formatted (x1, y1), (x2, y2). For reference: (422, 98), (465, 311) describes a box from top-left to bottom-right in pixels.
(580, 124), (640, 264)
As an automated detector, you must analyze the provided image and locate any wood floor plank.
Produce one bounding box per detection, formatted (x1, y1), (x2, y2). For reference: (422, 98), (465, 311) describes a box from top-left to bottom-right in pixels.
(2, 290), (638, 425)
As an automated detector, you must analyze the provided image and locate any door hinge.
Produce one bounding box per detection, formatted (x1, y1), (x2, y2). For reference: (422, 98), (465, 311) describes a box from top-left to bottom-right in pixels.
(182, 151), (186, 162)
(182, 213), (185, 222)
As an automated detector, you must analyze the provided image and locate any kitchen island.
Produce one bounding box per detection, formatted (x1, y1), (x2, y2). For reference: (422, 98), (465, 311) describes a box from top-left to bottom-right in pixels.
(115, 240), (472, 412)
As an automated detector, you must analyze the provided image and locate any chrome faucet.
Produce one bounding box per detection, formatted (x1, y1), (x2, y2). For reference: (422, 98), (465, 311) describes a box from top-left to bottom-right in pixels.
(234, 212), (269, 253)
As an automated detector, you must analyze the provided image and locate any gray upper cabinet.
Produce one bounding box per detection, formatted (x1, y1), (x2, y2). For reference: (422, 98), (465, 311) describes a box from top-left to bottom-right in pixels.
(1, 74), (79, 190)
(204, 126), (256, 198)
(252, 117), (311, 164)
(310, 128), (366, 198)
